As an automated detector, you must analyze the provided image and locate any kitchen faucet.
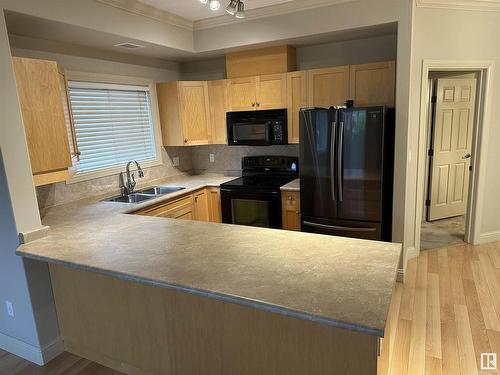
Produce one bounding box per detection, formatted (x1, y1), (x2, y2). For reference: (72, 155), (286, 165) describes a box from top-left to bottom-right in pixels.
(124, 160), (144, 194)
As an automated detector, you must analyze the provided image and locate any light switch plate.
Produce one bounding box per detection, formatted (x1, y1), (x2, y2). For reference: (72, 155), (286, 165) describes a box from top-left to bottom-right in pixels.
(172, 157), (180, 167)
(5, 301), (14, 317)
(209, 154), (215, 163)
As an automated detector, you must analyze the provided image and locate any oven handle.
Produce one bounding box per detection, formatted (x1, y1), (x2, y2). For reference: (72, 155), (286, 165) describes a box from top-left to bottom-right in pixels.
(220, 188), (279, 195)
(302, 221), (377, 232)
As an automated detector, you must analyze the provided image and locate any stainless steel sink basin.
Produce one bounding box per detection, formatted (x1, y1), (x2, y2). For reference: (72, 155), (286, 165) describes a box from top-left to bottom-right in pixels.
(105, 193), (156, 204)
(137, 186), (185, 195)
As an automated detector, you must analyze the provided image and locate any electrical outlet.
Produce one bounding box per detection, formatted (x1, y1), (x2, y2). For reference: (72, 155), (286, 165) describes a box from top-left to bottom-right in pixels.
(5, 301), (14, 317)
(172, 157), (180, 167)
(209, 153), (215, 163)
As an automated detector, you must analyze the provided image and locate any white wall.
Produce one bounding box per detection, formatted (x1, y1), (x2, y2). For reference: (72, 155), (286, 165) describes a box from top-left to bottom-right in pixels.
(409, 5), (500, 247)
(0, 9), (61, 364)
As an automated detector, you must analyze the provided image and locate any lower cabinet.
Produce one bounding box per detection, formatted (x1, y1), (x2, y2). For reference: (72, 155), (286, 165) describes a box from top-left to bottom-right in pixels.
(281, 191), (301, 231)
(133, 187), (221, 223)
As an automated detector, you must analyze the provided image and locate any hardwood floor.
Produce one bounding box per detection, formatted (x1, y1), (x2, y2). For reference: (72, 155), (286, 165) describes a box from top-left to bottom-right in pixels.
(388, 241), (500, 374)
(0, 349), (122, 375)
(1, 242), (498, 375)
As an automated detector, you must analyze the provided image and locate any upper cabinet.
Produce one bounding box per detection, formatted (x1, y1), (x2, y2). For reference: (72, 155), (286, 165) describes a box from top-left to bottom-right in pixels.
(349, 61), (396, 107)
(208, 80), (229, 145)
(157, 81), (211, 146)
(307, 66), (350, 107)
(13, 57), (78, 186)
(228, 74), (287, 111)
(286, 71), (307, 144)
(228, 76), (256, 111)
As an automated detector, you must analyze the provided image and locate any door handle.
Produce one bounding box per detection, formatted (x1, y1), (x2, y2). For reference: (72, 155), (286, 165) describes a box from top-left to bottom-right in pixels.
(337, 122), (344, 202)
(330, 121), (337, 201)
(302, 221), (377, 232)
(463, 153), (471, 159)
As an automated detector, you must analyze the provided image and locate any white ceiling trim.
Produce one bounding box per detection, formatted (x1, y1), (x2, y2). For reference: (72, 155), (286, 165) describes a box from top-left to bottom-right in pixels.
(194, 0), (356, 30)
(96, 0), (357, 32)
(416, 0), (500, 12)
(96, 0), (194, 30)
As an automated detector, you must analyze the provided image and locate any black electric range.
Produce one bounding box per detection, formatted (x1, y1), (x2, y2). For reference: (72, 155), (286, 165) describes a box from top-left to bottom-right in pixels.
(220, 156), (298, 229)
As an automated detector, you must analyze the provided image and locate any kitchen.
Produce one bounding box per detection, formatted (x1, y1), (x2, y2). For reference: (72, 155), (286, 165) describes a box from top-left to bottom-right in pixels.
(1, 1), (499, 375)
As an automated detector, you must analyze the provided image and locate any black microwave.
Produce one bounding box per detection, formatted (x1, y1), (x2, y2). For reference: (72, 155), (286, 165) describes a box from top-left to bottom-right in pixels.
(226, 109), (288, 146)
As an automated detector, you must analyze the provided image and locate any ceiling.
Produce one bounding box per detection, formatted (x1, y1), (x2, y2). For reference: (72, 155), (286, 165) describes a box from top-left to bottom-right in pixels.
(137, 0), (294, 21)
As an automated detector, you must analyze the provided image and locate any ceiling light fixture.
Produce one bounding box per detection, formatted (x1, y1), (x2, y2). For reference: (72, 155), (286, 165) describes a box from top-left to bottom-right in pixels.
(201, 0), (246, 19)
(235, 1), (245, 19)
(209, 0), (221, 11)
(225, 0), (238, 15)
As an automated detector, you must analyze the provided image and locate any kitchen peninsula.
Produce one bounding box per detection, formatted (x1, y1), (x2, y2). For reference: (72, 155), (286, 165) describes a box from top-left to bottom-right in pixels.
(17, 174), (401, 375)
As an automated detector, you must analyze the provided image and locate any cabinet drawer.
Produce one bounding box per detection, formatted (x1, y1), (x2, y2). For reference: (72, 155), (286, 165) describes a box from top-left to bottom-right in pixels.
(135, 195), (193, 218)
(281, 192), (300, 211)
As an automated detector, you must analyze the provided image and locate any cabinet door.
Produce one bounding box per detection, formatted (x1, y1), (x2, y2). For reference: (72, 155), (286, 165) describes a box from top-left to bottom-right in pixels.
(228, 76), (257, 111)
(13, 57), (72, 175)
(208, 80), (228, 144)
(349, 61), (396, 107)
(178, 81), (211, 145)
(286, 71), (307, 144)
(207, 187), (222, 223)
(256, 73), (287, 110)
(307, 66), (350, 107)
(281, 191), (300, 231)
(193, 189), (210, 222)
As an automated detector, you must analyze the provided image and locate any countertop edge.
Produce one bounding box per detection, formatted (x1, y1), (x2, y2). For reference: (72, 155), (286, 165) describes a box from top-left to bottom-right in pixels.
(17, 249), (386, 337)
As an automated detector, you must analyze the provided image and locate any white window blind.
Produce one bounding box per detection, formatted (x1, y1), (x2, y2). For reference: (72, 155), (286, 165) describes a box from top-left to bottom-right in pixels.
(68, 81), (157, 173)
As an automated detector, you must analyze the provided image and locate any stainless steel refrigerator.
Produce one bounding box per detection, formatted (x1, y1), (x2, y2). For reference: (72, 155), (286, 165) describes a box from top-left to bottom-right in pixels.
(299, 106), (395, 241)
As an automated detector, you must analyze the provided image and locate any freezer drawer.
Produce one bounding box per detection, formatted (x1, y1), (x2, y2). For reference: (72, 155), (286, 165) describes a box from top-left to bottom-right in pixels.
(301, 216), (381, 241)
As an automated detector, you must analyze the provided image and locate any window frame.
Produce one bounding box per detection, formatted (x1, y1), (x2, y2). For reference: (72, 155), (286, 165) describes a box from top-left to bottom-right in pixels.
(65, 71), (164, 184)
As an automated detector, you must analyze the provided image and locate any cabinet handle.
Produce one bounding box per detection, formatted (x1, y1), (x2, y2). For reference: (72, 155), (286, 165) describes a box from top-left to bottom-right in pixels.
(184, 139), (188, 144)
(256, 102), (260, 107)
(252, 102), (255, 107)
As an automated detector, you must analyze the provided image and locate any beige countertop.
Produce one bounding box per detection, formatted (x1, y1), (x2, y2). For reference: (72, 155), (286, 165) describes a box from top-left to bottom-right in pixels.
(280, 178), (300, 191)
(17, 173), (401, 337)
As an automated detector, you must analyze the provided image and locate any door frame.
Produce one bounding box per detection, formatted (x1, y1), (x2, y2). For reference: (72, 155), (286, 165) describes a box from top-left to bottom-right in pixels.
(414, 60), (495, 253)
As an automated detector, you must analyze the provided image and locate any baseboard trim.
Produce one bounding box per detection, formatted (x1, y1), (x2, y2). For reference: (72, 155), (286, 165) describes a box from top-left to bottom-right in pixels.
(0, 332), (64, 365)
(477, 231), (500, 244)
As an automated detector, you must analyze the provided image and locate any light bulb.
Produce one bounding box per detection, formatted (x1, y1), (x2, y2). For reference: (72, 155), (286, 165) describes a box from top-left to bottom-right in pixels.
(209, 0), (221, 11)
(199, 0), (208, 4)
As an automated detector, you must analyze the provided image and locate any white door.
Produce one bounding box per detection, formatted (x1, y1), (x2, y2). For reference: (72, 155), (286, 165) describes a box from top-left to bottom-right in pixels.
(428, 78), (476, 221)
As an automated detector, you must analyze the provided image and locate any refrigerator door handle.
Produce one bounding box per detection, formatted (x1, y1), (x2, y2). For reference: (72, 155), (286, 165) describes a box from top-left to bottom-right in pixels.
(302, 221), (377, 232)
(338, 121), (344, 202)
(330, 121), (337, 201)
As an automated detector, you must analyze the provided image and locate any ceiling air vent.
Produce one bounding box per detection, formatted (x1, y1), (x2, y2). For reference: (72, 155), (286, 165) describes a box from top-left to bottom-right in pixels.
(114, 42), (145, 49)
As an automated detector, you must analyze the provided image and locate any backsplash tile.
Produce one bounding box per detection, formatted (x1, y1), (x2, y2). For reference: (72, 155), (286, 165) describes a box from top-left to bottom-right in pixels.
(191, 144), (299, 175)
(36, 147), (192, 208)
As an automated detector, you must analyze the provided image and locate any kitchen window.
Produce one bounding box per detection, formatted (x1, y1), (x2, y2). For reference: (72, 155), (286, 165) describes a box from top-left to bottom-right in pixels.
(67, 78), (162, 182)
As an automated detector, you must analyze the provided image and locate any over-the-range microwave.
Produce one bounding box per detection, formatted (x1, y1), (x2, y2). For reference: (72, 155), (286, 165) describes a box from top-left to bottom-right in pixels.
(226, 109), (288, 146)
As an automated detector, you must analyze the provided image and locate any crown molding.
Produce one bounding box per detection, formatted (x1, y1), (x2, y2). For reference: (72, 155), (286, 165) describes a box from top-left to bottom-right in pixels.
(194, 0), (356, 30)
(96, 0), (194, 31)
(416, 0), (500, 12)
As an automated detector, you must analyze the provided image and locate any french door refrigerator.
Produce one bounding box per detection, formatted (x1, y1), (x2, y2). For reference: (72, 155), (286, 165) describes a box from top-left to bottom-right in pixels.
(299, 106), (395, 241)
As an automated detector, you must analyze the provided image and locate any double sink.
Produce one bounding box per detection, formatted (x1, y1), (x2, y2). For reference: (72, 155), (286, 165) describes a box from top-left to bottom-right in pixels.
(106, 186), (186, 204)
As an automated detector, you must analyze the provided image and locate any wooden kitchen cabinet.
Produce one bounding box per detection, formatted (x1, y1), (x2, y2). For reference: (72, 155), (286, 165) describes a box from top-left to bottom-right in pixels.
(208, 80), (229, 144)
(286, 71), (307, 144)
(349, 61), (396, 107)
(13, 57), (79, 186)
(307, 66), (350, 107)
(281, 191), (301, 231)
(228, 74), (287, 111)
(157, 81), (211, 146)
(134, 194), (194, 220)
(207, 187), (222, 223)
(193, 189), (210, 222)
(228, 76), (256, 111)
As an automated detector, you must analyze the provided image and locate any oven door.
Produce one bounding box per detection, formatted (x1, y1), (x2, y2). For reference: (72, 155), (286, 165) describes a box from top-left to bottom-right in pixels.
(220, 188), (281, 228)
(228, 121), (271, 145)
